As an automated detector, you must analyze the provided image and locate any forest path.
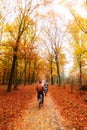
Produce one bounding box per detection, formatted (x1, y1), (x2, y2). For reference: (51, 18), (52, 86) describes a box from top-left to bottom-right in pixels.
(16, 92), (71, 130)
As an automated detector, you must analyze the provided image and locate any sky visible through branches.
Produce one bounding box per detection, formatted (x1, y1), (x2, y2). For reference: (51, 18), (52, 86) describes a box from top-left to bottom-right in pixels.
(0, 0), (86, 76)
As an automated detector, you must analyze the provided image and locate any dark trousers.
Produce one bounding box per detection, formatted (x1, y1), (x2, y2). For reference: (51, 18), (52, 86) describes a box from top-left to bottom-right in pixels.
(37, 91), (44, 104)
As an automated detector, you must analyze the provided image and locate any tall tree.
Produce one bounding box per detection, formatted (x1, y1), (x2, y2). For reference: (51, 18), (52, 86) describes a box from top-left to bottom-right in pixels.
(68, 17), (87, 87)
(2, 0), (39, 91)
(41, 12), (67, 86)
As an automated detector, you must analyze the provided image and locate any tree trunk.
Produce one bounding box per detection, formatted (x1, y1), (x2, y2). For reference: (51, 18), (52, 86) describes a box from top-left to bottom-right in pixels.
(31, 71), (35, 84)
(6, 71), (10, 84)
(28, 61), (31, 84)
(79, 54), (82, 88)
(7, 54), (17, 92)
(13, 58), (19, 90)
(56, 61), (61, 86)
(31, 62), (36, 84)
(2, 69), (6, 84)
(7, 42), (19, 92)
(71, 79), (74, 93)
(55, 55), (61, 86)
(50, 59), (54, 85)
(24, 59), (27, 86)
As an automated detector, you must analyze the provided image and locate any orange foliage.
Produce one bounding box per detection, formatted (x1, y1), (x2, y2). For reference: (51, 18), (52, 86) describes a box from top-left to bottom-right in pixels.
(0, 85), (36, 130)
(49, 86), (87, 130)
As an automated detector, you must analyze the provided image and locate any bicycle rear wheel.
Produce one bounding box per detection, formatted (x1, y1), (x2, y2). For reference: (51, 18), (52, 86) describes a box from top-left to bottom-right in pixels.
(39, 99), (42, 108)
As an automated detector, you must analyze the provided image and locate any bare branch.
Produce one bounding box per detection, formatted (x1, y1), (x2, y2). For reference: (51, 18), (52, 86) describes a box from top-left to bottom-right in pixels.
(70, 10), (87, 34)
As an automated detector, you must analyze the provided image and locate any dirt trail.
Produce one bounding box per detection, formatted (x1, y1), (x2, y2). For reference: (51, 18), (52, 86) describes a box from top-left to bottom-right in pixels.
(16, 93), (71, 130)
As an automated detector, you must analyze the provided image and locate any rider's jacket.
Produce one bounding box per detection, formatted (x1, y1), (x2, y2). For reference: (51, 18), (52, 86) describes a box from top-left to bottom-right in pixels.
(36, 84), (44, 92)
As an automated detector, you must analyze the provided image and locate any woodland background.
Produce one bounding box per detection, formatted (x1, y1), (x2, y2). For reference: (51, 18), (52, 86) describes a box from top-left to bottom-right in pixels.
(0, 0), (87, 129)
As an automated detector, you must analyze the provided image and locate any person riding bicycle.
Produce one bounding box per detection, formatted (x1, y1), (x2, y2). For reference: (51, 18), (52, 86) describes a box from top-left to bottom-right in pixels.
(43, 81), (48, 95)
(36, 80), (44, 104)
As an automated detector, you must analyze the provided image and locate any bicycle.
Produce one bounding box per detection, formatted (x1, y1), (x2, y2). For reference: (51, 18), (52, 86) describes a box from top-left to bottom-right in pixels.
(44, 86), (48, 96)
(38, 93), (43, 108)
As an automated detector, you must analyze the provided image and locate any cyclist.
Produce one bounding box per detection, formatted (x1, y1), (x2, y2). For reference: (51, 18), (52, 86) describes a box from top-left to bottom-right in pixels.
(43, 81), (48, 96)
(36, 80), (44, 104)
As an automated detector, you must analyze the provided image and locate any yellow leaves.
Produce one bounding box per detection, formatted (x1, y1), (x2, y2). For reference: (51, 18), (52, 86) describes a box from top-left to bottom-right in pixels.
(79, 17), (87, 30)
(68, 13), (87, 43)
(59, 53), (66, 65)
(74, 43), (87, 56)
(4, 15), (35, 36)
(51, 72), (57, 77)
(68, 21), (80, 39)
(59, 53), (65, 59)
(4, 23), (17, 33)
(4, 24), (11, 32)
(70, 11), (87, 34)
(84, 52), (87, 58)
(68, 12), (87, 72)
(74, 44), (81, 55)
(24, 15), (35, 25)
